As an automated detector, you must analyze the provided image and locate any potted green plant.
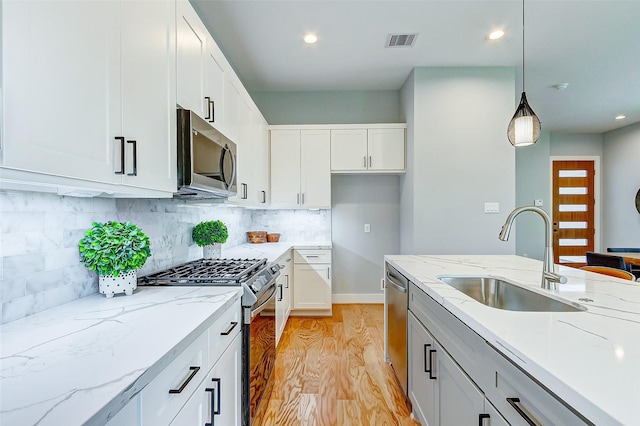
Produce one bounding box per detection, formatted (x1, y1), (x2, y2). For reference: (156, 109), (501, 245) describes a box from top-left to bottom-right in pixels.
(192, 220), (228, 259)
(79, 221), (151, 298)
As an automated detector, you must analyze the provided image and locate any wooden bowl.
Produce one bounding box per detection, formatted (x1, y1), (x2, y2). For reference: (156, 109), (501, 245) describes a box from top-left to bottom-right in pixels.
(247, 231), (267, 244)
(266, 233), (280, 243)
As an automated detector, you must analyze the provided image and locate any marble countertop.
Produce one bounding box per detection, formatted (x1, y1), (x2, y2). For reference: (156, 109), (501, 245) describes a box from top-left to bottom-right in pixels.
(222, 241), (332, 263)
(385, 255), (640, 425)
(0, 286), (242, 426)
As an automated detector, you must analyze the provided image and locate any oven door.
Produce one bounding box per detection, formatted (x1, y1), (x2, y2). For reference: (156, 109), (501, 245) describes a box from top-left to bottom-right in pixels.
(249, 283), (277, 425)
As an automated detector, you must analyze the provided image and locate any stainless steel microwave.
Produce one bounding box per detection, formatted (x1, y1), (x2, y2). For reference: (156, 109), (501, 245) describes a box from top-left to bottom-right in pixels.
(175, 109), (237, 198)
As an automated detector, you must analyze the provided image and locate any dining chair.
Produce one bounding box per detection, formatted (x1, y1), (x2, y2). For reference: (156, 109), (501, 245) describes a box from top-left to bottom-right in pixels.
(586, 252), (631, 271)
(580, 266), (635, 281)
(605, 248), (640, 279)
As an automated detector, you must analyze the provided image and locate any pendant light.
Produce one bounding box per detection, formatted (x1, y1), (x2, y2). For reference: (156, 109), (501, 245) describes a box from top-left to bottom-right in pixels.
(507, 0), (541, 147)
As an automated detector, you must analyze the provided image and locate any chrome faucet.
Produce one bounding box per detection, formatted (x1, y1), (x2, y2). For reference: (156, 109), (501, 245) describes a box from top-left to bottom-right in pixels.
(499, 206), (567, 290)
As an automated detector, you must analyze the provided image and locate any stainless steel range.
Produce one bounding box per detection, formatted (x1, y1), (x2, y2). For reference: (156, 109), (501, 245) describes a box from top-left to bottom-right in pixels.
(138, 258), (280, 426)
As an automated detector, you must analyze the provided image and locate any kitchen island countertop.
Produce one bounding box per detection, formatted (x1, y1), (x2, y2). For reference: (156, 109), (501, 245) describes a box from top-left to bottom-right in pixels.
(385, 254), (640, 425)
(0, 285), (242, 426)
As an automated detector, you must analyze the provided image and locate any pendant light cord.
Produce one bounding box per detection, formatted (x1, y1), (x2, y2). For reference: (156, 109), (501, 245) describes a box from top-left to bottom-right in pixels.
(522, 0), (525, 92)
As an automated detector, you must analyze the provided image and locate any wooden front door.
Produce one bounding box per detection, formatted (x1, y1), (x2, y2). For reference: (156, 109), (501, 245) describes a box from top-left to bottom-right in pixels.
(552, 160), (595, 266)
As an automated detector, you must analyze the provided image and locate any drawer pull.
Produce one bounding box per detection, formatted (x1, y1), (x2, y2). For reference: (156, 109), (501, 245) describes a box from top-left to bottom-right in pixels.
(169, 366), (200, 394)
(220, 321), (238, 336)
(305, 255), (320, 258)
(428, 349), (436, 380)
(423, 343), (431, 373)
(506, 397), (537, 425)
(478, 413), (490, 426)
(205, 378), (221, 426)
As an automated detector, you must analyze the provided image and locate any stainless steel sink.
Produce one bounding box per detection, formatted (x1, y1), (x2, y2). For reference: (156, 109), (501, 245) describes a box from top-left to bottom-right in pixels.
(437, 275), (585, 312)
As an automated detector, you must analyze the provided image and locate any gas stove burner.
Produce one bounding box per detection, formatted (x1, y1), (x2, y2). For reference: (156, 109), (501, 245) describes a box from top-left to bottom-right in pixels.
(138, 258), (268, 285)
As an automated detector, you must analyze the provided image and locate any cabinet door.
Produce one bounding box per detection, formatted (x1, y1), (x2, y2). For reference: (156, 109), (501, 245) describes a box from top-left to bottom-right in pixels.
(119, 0), (176, 193)
(204, 39), (226, 129)
(270, 130), (301, 208)
(176, 0), (207, 118)
(275, 276), (286, 346)
(171, 333), (242, 426)
(367, 128), (405, 171)
(435, 339), (487, 425)
(254, 116), (270, 206)
(224, 77), (242, 143)
(293, 264), (331, 310)
(330, 129), (368, 171)
(2, 1), (119, 184)
(408, 312), (437, 426)
(229, 100), (255, 204)
(300, 130), (331, 208)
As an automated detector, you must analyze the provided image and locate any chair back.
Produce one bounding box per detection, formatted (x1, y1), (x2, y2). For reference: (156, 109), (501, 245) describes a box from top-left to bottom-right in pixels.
(607, 247), (640, 253)
(580, 266), (635, 281)
(586, 252), (628, 269)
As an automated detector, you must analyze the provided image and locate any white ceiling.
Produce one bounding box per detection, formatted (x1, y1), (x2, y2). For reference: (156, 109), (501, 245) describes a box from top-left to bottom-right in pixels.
(192, 0), (640, 133)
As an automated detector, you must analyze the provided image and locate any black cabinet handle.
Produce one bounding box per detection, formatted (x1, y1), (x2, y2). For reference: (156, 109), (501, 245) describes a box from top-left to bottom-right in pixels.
(220, 321), (238, 336)
(241, 183), (248, 200)
(205, 378), (221, 426)
(204, 96), (211, 120)
(168, 366), (200, 394)
(127, 140), (137, 176)
(428, 349), (436, 380)
(478, 413), (490, 426)
(423, 343), (431, 373)
(114, 137), (125, 175)
(261, 190), (266, 203)
(506, 397), (537, 425)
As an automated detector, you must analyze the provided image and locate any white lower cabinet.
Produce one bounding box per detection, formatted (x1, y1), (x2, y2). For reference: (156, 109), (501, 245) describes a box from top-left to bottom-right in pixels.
(293, 249), (332, 313)
(275, 251), (293, 345)
(138, 300), (241, 426)
(408, 282), (585, 426)
(171, 333), (241, 426)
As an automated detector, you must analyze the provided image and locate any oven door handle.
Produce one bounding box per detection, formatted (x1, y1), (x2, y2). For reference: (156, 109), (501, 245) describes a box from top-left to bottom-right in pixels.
(251, 284), (277, 317)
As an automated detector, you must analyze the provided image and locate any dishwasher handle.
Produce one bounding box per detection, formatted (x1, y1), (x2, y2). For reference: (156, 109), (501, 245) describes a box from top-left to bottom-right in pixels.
(386, 271), (407, 293)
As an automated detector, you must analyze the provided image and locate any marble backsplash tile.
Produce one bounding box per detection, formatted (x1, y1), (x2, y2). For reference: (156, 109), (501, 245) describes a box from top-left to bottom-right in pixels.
(0, 191), (331, 324)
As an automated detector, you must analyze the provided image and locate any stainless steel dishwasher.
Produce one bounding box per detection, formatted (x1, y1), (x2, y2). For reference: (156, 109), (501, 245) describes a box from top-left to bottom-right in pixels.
(385, 262), (409, 397)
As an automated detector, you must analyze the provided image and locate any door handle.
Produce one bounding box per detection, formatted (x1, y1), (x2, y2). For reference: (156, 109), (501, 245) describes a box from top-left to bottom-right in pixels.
(478, 413), (490, 426)
(423, 343), (431, 373)
(127, 140), (137, 176)
(204, 378), (221, 426)
(220, 321), (238, 336)
(506, 398), (537, 425)
(428, 349), (436, 379)
(169, 366), (200, 394)
(114, 137), (125, 175)
(209, 99), (215, 123)
(204, 96), (211, 120)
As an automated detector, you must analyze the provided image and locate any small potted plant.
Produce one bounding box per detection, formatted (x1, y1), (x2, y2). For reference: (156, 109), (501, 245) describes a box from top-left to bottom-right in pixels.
(79, 221), (151, 298)
(192, 220), (228, 259)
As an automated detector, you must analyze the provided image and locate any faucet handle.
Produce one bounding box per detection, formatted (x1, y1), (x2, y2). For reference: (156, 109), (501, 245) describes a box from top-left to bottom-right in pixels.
(544, 271), (568, 284)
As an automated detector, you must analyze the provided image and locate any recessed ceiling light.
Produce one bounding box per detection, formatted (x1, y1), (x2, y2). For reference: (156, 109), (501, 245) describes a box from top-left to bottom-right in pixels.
(615, 114), (627, 120)
(304, 34), (317, 44)
(487, 29), (505, 40)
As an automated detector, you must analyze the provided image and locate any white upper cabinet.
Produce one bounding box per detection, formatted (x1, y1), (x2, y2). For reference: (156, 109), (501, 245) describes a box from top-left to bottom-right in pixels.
(176, 0), (207, 119)
(2, 1), (120, 185)
(1, 0), (176, 196)
(270, 129), (331, 209)
(117, 0), (177, 193)
(330, 126), (406, 173)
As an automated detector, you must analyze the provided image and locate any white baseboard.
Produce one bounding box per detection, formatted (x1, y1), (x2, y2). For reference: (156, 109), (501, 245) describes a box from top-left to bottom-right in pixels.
(332, 293), (384, 304)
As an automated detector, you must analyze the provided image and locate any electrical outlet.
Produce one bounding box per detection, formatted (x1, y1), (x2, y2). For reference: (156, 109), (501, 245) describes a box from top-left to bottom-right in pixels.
(534, 199), (543, 207)
(364, 224), (371, 233)
(484, 202), (500, 214)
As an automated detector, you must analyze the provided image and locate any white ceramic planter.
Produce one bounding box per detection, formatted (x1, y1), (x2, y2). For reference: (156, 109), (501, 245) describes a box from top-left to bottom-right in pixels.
(203, 243), (221, 259)
(99, 270), (137, 298)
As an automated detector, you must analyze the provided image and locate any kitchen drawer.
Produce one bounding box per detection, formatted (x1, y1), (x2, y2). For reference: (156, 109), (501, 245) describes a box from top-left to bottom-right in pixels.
(140, 331), (208, 425)
(294, 249), (331, 264)
(487, 349), (590, 426)
(208, 303), (242, 367)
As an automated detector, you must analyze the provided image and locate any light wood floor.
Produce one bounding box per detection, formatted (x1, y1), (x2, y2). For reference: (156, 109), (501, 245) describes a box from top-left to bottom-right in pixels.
(255, 304), (420, 426)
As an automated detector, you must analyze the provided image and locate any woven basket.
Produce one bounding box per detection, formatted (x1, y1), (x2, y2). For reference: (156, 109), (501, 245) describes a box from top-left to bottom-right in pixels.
(247, 231), (267, 244)
(267, 233), (281, 243)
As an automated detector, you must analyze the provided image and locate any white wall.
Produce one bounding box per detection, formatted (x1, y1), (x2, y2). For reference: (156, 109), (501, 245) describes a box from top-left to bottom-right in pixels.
(401, 67), (516, 255)
(603, 122), (640, 247)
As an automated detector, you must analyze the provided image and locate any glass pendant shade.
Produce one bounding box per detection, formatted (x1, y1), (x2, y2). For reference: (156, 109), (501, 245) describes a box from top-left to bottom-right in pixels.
(507, 92), (541, 147)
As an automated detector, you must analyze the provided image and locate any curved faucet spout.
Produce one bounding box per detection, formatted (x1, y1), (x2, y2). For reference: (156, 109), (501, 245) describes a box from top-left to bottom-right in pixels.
(498, 206), (567, 290)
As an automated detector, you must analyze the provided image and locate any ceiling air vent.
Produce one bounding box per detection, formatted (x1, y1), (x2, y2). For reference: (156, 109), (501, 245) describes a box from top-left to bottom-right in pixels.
(385, 33), (418, 48)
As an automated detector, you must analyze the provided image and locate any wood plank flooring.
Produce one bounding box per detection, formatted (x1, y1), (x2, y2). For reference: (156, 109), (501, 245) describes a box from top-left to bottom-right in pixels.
(255, 304), (420, 426)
